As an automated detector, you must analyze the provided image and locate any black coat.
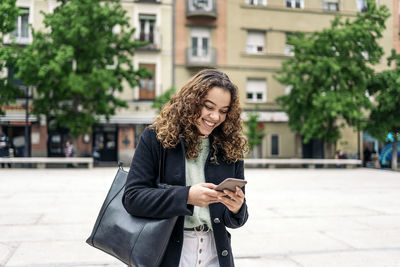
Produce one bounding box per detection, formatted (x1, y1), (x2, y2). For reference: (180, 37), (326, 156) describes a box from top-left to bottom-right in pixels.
(123, 128), (248, 267)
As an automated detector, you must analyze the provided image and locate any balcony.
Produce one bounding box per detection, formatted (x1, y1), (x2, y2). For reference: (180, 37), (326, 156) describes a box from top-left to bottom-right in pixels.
(136, 32), (161, 51)
(2, 34), (32, 45)
(186, 0), (217, 19)
(135, 0), (161, 3)
(185, 47), (217, 67)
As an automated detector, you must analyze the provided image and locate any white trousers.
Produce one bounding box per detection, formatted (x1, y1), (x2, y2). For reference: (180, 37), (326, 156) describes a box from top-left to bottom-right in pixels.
(178, 230), (220, 267)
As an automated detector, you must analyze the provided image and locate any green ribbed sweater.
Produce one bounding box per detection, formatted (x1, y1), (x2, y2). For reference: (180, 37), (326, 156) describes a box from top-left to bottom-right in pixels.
(184, 138), (212, 230)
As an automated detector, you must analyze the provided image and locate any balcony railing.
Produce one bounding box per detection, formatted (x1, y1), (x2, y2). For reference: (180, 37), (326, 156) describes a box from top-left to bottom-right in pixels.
(185, 47), (217, 67)
(135, 0), (160, 3)
(2, 34), (32, 45)
(186, 0), (217, 18)
(137, 32), (161, 51)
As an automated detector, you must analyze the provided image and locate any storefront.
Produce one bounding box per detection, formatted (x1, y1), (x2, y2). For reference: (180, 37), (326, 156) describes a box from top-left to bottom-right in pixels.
(0, 112), (36, 157)
(93, 125), (118, 163)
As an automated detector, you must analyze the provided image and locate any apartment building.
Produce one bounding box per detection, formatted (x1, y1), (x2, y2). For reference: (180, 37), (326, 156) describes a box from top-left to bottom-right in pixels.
(174, 0), (395, 159)
(0, 0), (173, 164)
(394, 0), (400, 52)
(1, 0), (395, 163)
(174, 0), (225, 83)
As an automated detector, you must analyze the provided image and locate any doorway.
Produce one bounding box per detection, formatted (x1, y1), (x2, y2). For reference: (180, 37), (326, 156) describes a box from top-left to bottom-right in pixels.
(93, 125), (118, 162)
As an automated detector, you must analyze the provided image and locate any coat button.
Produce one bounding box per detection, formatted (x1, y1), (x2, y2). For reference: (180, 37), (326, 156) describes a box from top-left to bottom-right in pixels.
(221, 250), (228, 257)
(213, 218), (221, 224)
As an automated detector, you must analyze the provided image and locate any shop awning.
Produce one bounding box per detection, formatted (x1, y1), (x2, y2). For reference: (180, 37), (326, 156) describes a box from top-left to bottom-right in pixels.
(0, 113), (38, 123)
(242, 111), (288, 122)
(98, 114), (156, 124)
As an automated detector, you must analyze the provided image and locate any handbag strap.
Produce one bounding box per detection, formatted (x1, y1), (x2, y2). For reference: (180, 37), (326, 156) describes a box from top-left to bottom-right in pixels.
(118, 143), (165, 187)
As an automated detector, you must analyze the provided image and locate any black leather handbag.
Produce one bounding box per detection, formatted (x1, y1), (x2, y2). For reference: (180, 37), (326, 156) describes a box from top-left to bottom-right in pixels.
(86, 159), (177, 267)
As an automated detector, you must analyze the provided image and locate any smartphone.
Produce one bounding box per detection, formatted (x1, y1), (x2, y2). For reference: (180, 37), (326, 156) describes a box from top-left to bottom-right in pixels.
(214, 178), (247, 192)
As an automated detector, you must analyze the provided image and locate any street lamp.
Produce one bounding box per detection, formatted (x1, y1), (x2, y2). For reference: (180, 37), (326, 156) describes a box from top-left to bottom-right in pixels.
(24, 86), (30, 157)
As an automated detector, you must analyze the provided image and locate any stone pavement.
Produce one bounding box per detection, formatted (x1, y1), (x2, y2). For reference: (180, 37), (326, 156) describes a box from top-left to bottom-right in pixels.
(0, 167), (399, 267)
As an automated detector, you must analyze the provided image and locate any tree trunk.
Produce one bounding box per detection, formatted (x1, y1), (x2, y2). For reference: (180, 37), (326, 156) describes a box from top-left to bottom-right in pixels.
(324, 142), (335, 159)
(392, 137), (398, 171)
(71, 136), (78, 157)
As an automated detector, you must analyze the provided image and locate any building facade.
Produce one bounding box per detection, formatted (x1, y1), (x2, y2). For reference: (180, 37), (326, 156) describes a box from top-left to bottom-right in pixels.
(394, 0), (400, 53)
(0, 0), (396, 163)
(174, 0), (395, 159)
(0, 0), (173, 164)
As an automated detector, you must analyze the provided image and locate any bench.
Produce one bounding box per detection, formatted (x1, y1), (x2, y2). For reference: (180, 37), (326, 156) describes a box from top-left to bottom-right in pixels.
(244, 158), (361, 168)
(0, 157), (94, 169)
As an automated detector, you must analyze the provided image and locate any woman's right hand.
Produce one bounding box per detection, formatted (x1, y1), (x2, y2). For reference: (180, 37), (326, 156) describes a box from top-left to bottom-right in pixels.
(187, 183), (220, 207)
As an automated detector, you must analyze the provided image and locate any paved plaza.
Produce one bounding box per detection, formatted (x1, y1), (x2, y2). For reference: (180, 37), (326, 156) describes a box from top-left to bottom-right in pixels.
(0, 167), (399, 267)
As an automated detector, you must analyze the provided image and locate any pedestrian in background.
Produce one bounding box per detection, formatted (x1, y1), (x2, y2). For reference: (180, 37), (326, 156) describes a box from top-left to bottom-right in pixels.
(64, 140), (74, 157)
(12, 135), (25, 157)
(64, 140), (75, 167)
(123, 69), (249, 267)
(0, 127), (11, 168)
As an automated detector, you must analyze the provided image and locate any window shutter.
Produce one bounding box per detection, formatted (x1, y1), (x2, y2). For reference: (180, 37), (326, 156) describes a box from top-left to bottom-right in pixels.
(247, 31), (265, 47)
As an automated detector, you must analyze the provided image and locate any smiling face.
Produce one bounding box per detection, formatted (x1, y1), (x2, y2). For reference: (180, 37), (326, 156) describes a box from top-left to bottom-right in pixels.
(196, 86), (231, 137)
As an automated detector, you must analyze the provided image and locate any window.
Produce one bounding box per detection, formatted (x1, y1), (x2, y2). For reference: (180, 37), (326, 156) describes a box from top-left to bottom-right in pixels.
(246, 31), (265, 54)
(192, 36), (209, 57)
(285, 33), (294, 56)
(191, 28), (210, 58)
(190, 0), (212, 11)
(322, 2), (339, 11)
(247, 0), (267, 6)
(7, 65), (24, 88)
(139, 14), (156, 44)
(356, 0), (367, 13)
(284, 85), (292, 95)
(187, 28), (215, 65)
(361, 51), (369, 60)
(11, 8), (29, 44)
(246, 79), (266, 103)
(271, 134), (279, 156)
(139, 63), (156, 100)
(286, 0), (304, 9)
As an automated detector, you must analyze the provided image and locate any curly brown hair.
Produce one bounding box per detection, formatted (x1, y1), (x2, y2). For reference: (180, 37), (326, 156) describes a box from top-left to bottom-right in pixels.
(150, 69), (249, 164)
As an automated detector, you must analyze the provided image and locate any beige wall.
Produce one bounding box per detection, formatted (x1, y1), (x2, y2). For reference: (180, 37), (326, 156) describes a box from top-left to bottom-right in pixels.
(222, 0), (395, 158)
(377, 0), (395, 71)
(263, 122), (297, 157)
(174, 66), (198, 92)
(337, 123), (360, 157)
(394, 0), (400, 53)
(121, 0), (173, 115)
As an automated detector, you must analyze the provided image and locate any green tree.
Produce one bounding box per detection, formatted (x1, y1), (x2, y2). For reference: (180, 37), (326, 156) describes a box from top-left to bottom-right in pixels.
(275, 0), (389, 157)
(367, 50), (400, 170)
(152, 86), (175, 114)
(244, 107), (265, 157)
(0, 0), (23, 115)
(16, 0), (146, 137)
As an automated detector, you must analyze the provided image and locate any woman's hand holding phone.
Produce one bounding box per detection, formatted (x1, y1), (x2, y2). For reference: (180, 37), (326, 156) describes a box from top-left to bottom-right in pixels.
(187, 179), (246, 213)
(187, 183), (220, 207)
(217, 187), (245, 214)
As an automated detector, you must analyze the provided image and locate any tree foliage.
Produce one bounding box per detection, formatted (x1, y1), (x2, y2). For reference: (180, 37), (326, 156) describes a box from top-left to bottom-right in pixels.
(275, 0), (389, 145)
(16, 0), (146, 136)
(244, 107), (265, 152)
(367, 50), (400, 170)
(0, 0), (19, 33)
(0, 0), (22, 115)
(152, 86), (175, 114)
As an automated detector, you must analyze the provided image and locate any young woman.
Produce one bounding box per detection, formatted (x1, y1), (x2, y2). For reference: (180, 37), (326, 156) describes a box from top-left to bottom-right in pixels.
(123, 69), (249, 267)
